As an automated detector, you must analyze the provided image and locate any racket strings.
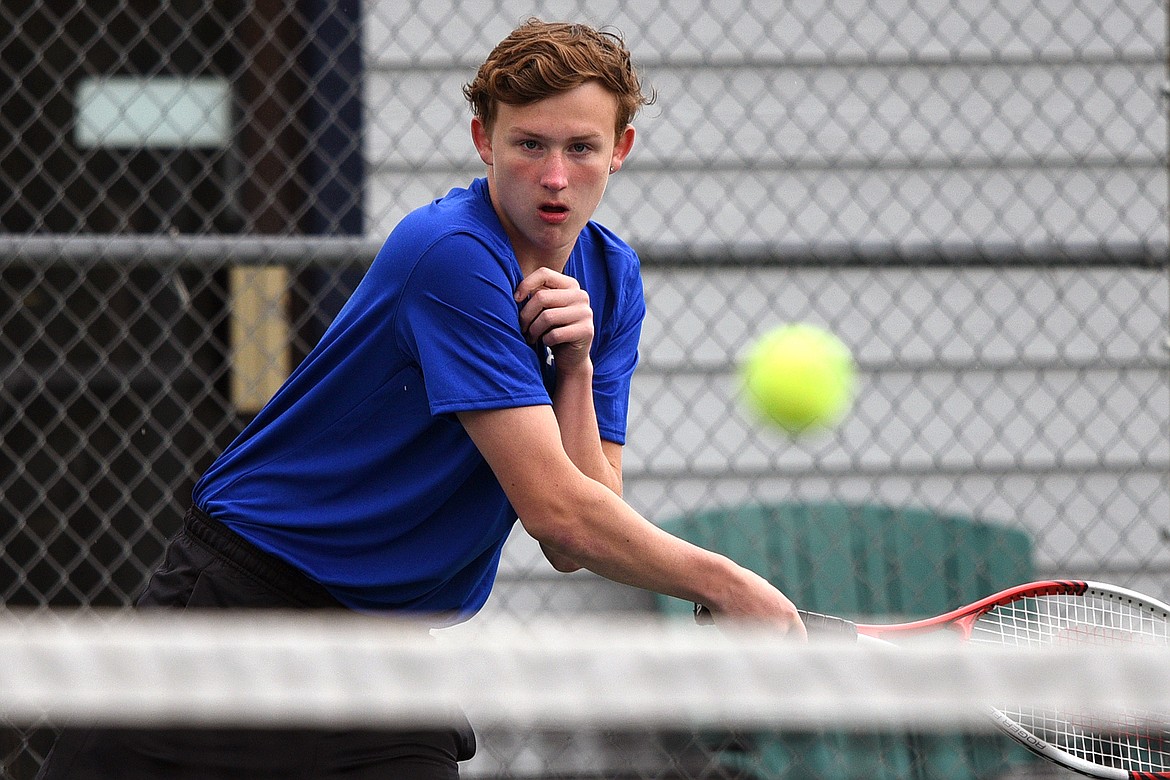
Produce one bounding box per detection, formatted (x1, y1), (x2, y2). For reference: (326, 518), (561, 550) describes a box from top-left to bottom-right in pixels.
(971, 590), (1170, 772)
(970, 592), (1168, 647)
(999, 705), (1170, 772)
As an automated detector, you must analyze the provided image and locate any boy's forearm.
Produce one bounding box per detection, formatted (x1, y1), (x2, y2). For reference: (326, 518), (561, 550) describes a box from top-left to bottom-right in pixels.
(551, 362), (622, 495)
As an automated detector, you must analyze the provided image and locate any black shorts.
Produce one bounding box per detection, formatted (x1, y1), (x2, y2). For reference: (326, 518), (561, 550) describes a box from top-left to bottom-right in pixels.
(35, 506), (477, 780)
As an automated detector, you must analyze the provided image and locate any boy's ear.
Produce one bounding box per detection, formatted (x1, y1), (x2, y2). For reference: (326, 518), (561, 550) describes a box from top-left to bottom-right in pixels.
(471, 117), (493, 166)
(609, 125), (636, 173)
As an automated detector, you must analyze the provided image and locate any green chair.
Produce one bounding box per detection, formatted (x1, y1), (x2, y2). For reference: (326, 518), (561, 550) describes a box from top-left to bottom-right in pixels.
(657, 502), (1039, 780)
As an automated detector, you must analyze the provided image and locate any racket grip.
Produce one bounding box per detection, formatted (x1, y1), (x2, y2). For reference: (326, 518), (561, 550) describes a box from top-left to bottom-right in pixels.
(692, 604), (859, 640)
(797, 609), (859, 640)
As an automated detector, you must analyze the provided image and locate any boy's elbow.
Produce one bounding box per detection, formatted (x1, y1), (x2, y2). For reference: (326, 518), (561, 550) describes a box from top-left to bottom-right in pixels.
(530, 522), (585, 571)
(544, 547), (583, 573)
(523, 502), (594, 573)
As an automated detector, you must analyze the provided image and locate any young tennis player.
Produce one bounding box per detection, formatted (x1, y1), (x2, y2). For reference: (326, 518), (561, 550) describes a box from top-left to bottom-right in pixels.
(36, 18), (803, 780)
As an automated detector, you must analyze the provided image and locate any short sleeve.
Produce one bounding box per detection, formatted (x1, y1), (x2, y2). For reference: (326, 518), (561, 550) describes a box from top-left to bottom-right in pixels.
(397, 233), (550, 415)
(590, 249), (646, 445)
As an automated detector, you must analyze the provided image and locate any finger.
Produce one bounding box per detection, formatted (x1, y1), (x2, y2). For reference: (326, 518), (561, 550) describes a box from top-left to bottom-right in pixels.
(518, 288), (590, 341)
(526, 305), (592, 349)
(514, 267), (578, 302)
(540, 319), (592, 351)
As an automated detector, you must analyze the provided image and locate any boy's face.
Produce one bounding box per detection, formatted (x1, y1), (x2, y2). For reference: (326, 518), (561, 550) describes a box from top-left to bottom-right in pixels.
(472, 81), (635, 272)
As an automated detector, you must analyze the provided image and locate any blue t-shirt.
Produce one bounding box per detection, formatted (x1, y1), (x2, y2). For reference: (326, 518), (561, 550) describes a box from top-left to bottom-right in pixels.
(192, 178), (645, 620)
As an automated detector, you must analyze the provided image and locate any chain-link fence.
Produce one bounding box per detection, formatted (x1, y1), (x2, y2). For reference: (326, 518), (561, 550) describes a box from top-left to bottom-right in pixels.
(1, 1), (1168, 777)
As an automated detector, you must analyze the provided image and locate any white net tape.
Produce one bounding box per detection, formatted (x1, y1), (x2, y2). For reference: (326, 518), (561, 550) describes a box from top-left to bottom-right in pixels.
(0, 610), (1166, 734)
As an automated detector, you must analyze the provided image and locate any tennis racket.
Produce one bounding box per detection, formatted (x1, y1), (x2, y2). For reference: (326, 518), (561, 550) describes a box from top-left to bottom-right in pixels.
(696, 580), (1170, 779)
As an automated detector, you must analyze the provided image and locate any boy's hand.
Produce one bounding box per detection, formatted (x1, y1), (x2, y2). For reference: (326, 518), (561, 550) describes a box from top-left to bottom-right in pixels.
(515, 267), (594, 373)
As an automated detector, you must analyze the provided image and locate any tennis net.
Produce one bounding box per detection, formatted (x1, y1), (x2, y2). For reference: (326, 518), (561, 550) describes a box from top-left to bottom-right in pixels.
(1, 609), (1166, 778)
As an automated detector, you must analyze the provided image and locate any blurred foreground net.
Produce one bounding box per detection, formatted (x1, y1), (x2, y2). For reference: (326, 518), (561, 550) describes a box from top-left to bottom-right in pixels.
(0, 610), (1167, 779)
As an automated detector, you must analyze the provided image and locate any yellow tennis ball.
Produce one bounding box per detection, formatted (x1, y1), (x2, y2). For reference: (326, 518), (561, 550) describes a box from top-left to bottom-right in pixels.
(742, 324), (855, 434)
